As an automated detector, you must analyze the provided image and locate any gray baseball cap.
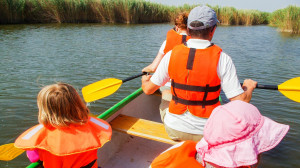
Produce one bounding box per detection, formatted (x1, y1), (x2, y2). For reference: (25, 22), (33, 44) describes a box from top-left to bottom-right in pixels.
(187, 6), (219, 30)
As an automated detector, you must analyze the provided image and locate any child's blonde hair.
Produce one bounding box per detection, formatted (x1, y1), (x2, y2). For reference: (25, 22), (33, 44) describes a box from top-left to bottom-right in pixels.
(37, 83), (90, 127)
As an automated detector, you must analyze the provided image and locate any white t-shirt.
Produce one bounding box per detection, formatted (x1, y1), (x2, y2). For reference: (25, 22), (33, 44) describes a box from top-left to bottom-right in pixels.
(150, 39), (244, 134)
(158, 40), (166, 55)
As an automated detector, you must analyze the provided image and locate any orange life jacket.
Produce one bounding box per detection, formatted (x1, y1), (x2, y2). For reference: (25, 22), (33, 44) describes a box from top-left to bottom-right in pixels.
(38, 149), (98, 168)
(168, 44), (222, 118)
(15, 117), (112, 168)
(151, 141), (204, 168)
(164, 29), (191, 54)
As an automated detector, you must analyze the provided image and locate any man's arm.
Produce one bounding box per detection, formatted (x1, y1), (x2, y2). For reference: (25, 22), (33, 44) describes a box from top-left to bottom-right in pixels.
(141, 74), (161, 95)
(229, 79), (257, 103)
(218, 52), (257, 103)
(142, 50), (171, 95)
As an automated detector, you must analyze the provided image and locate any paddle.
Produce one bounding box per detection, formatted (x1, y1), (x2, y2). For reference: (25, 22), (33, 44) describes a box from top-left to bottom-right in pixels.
(82, 72), (147, 102)
(1, 77), (298, 161)
(241, 77), (300, 103)
(0, 143), (24, 161)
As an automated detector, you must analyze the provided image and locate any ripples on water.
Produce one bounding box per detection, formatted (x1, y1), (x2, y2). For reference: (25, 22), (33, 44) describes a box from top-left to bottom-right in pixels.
(0, 24), (299, 167)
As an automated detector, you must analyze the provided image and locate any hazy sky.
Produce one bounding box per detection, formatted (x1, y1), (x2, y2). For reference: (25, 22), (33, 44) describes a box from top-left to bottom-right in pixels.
(148, 0), (300, 12)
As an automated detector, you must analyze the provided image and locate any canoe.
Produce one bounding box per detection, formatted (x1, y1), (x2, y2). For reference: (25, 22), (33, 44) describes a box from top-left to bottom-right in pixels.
(27, 87), (226, 168)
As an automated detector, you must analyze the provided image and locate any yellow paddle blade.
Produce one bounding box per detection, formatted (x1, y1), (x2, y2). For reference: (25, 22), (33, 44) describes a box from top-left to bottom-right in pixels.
(82, 78), (123, 102)
(278, 77), (300, 103)
(0, 143), (24, 161)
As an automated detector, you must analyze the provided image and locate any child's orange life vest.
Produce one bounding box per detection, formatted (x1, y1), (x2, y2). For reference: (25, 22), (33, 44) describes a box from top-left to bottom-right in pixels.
(15, 117), (112, 168)
(168, 44), (222, 118)
(151, 141), (204, 168)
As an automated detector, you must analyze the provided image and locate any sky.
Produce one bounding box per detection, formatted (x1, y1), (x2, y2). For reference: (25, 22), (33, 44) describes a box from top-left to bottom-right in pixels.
(148, 0), (300, 12)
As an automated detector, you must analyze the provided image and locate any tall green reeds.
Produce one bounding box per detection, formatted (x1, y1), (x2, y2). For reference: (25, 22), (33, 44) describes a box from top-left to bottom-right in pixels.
(269, 5), (300, 34)
(212, 6), (269, 25)
(213, 6), (238, 25)
(0, 0), (299, 34)
(0, 0), (26, 23)
(0, 0), (171, 23)
(0, 0), (269, 25)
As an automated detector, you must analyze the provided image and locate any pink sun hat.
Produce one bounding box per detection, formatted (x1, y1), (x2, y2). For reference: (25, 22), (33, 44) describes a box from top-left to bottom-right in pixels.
(196, 100), (289, 168)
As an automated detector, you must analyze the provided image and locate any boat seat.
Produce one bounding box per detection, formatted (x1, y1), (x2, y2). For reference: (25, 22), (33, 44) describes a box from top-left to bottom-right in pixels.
(110, 114), (179, 145)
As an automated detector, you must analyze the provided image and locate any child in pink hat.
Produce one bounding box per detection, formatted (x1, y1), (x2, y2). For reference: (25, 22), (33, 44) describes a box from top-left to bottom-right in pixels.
(150, 100), (289, 168)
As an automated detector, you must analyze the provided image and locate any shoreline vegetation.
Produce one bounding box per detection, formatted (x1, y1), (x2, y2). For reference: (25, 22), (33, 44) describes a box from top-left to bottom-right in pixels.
(0, 0), (299, 34)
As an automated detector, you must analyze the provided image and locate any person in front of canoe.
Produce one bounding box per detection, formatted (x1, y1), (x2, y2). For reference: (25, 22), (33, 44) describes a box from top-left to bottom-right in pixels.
(141, 5), (257, 141)
(150, 100), (289, 168)
(142, 12), (191, 103)
(14, 83), (112, 168)
(143, 11), (190, 73)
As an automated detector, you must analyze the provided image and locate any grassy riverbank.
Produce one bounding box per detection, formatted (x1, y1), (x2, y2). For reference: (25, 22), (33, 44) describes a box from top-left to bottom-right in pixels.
(212, 7), (269, 25)
(0, 0), (171, 23)
(0, 0), (268, 25)
(0, 0), (299, 33)
(269, 6), (300, 34)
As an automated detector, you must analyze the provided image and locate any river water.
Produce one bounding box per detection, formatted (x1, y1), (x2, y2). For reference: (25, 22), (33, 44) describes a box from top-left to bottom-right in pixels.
(0, 23), (299, 167)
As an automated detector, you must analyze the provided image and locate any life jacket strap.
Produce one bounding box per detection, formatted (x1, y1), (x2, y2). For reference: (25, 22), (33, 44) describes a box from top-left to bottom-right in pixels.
(185, 44), (215, 70)
(171, 80), (179, 104)
(202, 84), (209, 108)
(172, 95), (219, 106)
(187, 48), (196, 70)
(171, 81), (220, 92)
(181, 35), (187, 44)
(80, 159), (96, 168)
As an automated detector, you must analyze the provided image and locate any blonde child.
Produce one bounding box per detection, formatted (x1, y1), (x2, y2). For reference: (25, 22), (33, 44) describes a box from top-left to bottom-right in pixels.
(15, 83), (112, 168)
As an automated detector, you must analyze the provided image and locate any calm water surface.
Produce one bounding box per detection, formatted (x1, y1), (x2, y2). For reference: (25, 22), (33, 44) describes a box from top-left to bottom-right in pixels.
(0, 24), (299, 167)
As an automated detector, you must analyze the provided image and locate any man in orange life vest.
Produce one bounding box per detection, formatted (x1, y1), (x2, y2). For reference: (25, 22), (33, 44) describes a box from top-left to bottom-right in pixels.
(141, 5), (257, 141)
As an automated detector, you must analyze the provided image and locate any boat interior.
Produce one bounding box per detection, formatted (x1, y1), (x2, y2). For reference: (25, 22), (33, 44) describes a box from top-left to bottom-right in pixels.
(97, 93), (173, 168)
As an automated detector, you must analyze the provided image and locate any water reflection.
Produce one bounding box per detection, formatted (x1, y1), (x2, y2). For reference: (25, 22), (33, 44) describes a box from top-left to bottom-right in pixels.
(0, 24), (299, 167)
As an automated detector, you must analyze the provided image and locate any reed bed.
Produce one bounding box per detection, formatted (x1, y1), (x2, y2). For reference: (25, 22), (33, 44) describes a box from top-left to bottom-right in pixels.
(212, 6), (269, 25)
(0, 0), (299, 33)
(0, 0), (268, 24)
(0, 0), (171, 23)
(269, 6), (300, 34)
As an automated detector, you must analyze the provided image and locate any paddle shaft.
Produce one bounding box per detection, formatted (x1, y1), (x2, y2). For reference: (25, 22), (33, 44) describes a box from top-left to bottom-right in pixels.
(240, 83), (278, 90)
(122, 72), (147, 83)
(98, 88), (143, 120)
(256, 84), (278, 90)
